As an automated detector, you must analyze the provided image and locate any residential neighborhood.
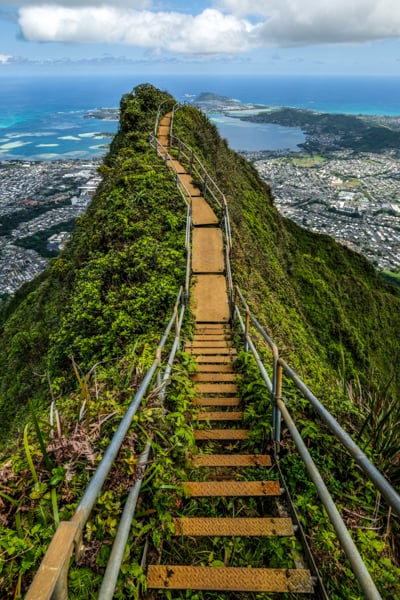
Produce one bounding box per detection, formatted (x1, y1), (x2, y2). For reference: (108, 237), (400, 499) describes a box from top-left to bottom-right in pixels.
(251, 150), (400, 272)
(1, 148), (400, 297)
(0, 160), (101, 295)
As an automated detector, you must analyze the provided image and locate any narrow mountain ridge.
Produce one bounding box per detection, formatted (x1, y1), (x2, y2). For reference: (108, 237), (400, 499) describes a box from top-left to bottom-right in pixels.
(0, 84), (399, 598)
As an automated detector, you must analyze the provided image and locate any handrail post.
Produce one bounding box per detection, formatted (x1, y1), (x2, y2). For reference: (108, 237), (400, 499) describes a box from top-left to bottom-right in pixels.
(230, 287), (238, 324)
(273, 361), (283, 450)
(174, 304), (180, 337)
(203, 174), (208, 198)
(244, 309), (250, 352)
(189, 150), (194, 175)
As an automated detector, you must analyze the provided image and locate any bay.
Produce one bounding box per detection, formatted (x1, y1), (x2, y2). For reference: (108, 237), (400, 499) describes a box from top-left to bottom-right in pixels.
(1, 73), (400, 159)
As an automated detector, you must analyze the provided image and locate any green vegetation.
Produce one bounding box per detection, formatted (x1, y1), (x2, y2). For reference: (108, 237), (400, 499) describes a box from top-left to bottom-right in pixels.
(0, 85), (399, 597)
(0, 83), (186, 440)
(173, 103), (400, 396)
(172, 103), (400, 596)
(381, 270), (400, 288)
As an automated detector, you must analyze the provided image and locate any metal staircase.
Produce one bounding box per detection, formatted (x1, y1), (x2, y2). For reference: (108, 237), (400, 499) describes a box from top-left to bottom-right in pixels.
(147, 324), (314, 595)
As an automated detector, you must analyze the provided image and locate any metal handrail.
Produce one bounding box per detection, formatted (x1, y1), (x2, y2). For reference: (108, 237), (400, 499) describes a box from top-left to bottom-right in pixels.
(149, 134), (192, 303)
(26, 299), (187, 598)
(233, 285), (400, 600)
(234, 286), (400, 516)
(167, 105), (234, 305)
(170, 133), (233, 274)
(153, 98), (172, 137)
(153, 104), (233, 305)
(170, 102), (181, 137)
(170, 134), (225, 209)
(277, 398), (382, 600)
(99, 302), (186, 599)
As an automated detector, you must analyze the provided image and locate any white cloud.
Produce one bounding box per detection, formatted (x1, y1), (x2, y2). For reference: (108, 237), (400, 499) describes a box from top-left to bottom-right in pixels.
(218, 0), (400, 45)
(19, 6), (256, 54)
(0, 54), (12, 63)
(16, 1), (400, 55)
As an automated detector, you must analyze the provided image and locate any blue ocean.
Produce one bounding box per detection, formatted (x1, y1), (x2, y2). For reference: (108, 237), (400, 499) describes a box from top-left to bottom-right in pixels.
(1, 73), (400, 159)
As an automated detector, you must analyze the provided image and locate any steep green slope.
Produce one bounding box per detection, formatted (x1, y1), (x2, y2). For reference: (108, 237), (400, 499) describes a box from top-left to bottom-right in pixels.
(2, 84), (400, 457)
(173, 105), (400, 400)
(0, 84), (187, 442)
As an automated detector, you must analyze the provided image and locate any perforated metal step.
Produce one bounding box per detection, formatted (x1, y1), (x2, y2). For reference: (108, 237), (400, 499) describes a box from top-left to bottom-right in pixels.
(172, 517), (294, 537)
(194, 334), (230, 341)
(184, 480), (281, 497)
(195, 383), (238, 394)
(197, 411), (243, 421)
(197, 364), (234, 373)
(193, 373), (236, 382)
(194, 429), (249, 440)
(190, 454), (271, 467)
(193, 397), (240, 406)
(147, 565), (314, 593)
(188, 347), (237, 355)
(195, 324), (228, 331)
(187, 341), (232, 348)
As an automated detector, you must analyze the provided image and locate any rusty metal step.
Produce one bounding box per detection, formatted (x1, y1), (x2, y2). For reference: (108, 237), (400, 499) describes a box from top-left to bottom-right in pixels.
(190, 454), (271, 467)
(193, 373), (236, 382)
(183, 481), (281, 498)
(197, 411), (243, 421)
(186, 341), (232, 348)
(184, 480), (281, 497)
(194, 429), (249, 440)
(172, 517), (294, 537)
(195, 383), (238, 394)
(167, 158), (186, 174)
(195, 324), (229, 331)
(195, 355), (234, 364)
(147, 565), (313, 593)
(187, 347), (237, 356)
(197, 364), (234, 373)
(193, 397), (240, 407)
(193, 334), (231, 340)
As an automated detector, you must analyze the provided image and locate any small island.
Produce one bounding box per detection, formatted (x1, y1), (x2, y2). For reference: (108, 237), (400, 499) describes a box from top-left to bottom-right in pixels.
(84, 107), (120, 121)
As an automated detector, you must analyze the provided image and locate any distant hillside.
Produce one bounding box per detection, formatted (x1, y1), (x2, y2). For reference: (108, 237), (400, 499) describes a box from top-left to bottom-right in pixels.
(241, 106), (400, 152)
(172, 104), (400, 395)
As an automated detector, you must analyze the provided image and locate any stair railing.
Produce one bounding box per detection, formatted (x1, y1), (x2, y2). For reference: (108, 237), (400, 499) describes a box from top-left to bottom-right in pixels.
(149, 133), (192, 303)
(167, 103), (234, 304)
(158, 102), (400, 598)
(26, 292), (186, 599)
(153, 98), (173, 137)
(233, 285), (400, 600)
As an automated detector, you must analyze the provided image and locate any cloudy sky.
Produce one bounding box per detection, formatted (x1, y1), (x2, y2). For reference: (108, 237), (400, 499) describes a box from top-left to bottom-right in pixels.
(1, 0), (400, 74)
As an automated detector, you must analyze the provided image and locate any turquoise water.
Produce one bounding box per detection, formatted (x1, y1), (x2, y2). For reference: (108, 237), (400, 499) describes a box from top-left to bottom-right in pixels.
(1, 73), (400, 159)
(209, 113), (305, 151)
